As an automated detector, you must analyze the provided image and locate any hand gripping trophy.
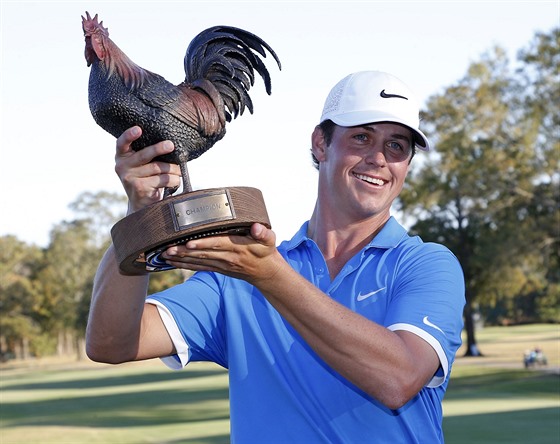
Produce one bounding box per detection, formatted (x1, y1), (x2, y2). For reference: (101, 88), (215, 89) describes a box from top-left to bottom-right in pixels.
(82, 12), (281, 275)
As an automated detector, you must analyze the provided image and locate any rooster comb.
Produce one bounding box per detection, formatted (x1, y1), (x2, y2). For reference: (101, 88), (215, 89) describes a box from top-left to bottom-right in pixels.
(82, 11), (109, 36)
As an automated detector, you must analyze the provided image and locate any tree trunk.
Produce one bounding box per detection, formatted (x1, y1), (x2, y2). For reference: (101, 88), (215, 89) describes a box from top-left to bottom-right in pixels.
(22, 337), (31, 359)
(75, 336), (86, 361)
(463, 298), (483, 356)
(14, 338), (31, 360)
(57, 330), (75, 356)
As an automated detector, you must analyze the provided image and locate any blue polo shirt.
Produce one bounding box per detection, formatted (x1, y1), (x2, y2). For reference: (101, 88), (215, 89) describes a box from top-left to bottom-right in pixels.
(147, 217), (465, 443)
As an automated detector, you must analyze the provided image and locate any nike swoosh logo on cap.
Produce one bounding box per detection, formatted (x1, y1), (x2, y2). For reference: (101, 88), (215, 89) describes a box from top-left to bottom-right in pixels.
(357, 287), (386, 301)
(380, 89), (408, 100)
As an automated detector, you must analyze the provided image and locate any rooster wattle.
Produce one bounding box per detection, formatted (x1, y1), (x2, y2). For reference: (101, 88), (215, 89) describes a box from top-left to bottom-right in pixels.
(82, 12), (281, 193)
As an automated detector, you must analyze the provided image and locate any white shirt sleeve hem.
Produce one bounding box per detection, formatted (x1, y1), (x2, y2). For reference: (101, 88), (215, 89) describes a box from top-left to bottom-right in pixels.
(145, 299), (190, 370)
(387, 322), (448, 388)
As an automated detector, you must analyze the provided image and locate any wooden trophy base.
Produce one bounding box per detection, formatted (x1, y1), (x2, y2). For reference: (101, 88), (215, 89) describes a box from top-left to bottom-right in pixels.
(111, 187), (270, 275)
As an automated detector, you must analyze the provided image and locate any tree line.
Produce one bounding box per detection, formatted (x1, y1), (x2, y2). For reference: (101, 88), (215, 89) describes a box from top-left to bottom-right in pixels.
(0, 192), (187, 360)
(399, 27), (559, 354)
(1, 27), (558, 361)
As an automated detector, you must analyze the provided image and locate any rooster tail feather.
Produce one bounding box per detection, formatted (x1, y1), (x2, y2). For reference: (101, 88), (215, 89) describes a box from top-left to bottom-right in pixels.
(216, 83), (242, 120)
(183, 26), (280, 121)
(217, 78), (253, 117)
(189, 79), (227, 126)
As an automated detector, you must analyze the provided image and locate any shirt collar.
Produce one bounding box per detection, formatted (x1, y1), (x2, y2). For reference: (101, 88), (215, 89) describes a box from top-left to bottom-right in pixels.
(283, 216), (409, 252)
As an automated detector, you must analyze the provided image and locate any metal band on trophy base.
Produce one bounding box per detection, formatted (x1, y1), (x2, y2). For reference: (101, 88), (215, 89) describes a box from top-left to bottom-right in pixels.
(111, 187), (270, 275)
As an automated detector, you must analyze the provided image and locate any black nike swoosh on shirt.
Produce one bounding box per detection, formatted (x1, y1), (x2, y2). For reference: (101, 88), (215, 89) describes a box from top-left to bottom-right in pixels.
(380, 89), (408, 100)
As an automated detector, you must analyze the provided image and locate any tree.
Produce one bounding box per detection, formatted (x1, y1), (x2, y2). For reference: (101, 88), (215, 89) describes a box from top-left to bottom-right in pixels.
(399, 27), (559, 355)
(36, 219), (102, 358)
(68, 190), (128, 248)
(29, 191), (127, 359)
(0, 236), (44, 359)
(0, 191), (188, 362)
(515, 28), (560, 322)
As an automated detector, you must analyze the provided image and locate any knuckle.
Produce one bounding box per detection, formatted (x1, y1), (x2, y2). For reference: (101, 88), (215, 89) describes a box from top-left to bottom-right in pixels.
(114, 163), (125, 178)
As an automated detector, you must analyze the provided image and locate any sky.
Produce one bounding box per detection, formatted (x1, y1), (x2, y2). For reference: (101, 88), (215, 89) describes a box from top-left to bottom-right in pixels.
(1, 0), (558, 247)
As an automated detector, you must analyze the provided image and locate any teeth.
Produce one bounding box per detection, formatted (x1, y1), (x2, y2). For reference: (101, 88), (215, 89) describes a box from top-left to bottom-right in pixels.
(354, 173), (384, 186)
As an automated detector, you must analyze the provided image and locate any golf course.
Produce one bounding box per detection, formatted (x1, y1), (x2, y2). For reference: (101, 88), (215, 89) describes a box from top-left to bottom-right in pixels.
(1, 324), (558, 443)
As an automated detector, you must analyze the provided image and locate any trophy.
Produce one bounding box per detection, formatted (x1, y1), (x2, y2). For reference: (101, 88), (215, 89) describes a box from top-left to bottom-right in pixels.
(82, 13), (281, 274)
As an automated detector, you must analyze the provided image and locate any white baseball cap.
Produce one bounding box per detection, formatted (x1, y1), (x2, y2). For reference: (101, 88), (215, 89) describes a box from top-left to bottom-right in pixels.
(320, 71), (430, 150)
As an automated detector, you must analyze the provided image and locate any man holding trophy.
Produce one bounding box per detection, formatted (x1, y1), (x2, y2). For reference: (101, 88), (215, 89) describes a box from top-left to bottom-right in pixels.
(87, 71), (465, 443)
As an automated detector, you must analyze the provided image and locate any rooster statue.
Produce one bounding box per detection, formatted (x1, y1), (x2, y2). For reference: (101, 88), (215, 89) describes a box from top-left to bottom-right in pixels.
(82, 12), (281, 193)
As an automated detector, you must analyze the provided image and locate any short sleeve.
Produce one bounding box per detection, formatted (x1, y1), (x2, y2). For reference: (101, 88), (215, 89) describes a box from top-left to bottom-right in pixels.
(146, 271), (228, 368)
(385, 243), (465, 387)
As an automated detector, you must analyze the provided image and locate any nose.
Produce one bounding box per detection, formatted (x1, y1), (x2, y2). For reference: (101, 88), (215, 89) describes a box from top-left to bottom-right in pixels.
(364, 145), (387, 166)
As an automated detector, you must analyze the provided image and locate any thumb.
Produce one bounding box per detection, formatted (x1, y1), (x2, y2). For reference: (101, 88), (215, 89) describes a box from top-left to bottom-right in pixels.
(251, 223), (276, 246)
(116, 126), (142, 157)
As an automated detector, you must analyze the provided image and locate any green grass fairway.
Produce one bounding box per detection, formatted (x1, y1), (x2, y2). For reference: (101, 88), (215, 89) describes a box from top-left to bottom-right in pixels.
(443, 324), (560, 444)
(1, 361), (230, 443)
(443, 368), (559, 444)
(1, 324), (558, 443)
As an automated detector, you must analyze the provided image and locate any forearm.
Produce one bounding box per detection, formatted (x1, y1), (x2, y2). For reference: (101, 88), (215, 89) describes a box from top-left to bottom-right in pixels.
(161, 227), (439, 407)
(86, 244), (150, 363)
(255, 258), (436, 408)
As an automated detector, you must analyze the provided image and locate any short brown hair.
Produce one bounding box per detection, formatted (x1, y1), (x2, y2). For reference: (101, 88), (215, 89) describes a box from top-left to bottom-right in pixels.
(311, 120), (336, 170)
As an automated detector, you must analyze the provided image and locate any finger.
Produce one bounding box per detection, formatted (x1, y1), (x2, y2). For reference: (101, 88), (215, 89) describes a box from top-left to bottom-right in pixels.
(164, 258), (219, 273)
(141, 172), (182, 191)
(146, 160), (182, 177)
(130, 160), (181, 184)
(116, 142), (176, 181)
(165, 236), (228, 256)
(116, 126), (175, 166)
(161, 244), (221, 268)
(134, 140), (175, 166)
(116, 126), (142, 157)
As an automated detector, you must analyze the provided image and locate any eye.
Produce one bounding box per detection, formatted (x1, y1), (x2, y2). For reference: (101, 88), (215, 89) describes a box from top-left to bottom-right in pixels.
(387, 141), (405, 152)
(353, 133), (369, 142)
(386, 140), (412, 161)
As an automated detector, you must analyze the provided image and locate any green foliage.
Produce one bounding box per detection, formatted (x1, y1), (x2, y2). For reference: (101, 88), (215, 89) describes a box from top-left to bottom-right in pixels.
(0, 236), (44, 358)
(0, 190), (191, 360)
(399, 27), (559, 332)
(1, 192), (138, 359)
(36, 220), (102, 336)
(148, 269), (190, 295)
(68, 190), (127, 248)
(28, 333), (58, 358)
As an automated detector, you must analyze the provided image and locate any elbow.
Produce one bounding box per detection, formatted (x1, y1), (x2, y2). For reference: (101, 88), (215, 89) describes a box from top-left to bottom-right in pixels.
(371, 378), (421, 410)
(86, 340), (125, 364)
(382, 390), (416, 410)
(85, 330), (136, 365)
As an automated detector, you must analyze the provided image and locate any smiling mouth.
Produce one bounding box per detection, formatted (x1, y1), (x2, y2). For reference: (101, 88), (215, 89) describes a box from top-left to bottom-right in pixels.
(353, 172), (386, 186)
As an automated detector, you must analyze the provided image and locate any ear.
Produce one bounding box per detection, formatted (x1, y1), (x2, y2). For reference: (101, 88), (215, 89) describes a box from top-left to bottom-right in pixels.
(311, 126), (328, 163)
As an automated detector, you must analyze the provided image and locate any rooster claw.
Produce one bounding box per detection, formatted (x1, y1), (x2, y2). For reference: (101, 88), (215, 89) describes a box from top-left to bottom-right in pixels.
(163, 185), (180, 198)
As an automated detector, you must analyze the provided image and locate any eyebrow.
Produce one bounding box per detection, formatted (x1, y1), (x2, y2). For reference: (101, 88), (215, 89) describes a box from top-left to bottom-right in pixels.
(359, 125), (413, 143)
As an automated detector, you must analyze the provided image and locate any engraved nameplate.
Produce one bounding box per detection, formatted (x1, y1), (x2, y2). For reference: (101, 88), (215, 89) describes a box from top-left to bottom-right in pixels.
(170, 190), (235, 231)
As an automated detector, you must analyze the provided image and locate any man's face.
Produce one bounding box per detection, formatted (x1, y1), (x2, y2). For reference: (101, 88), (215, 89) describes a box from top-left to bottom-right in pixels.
(313, 122), (413, 223)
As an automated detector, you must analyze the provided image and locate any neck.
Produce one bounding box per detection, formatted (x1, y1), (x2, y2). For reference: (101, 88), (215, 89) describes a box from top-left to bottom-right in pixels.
(102, 37), (148, 90)
(308, 201), (389, 279)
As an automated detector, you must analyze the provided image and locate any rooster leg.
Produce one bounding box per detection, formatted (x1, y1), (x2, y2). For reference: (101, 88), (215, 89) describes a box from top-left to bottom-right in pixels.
(180, 163), (193, 193)
(162, 163), (191, 198)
